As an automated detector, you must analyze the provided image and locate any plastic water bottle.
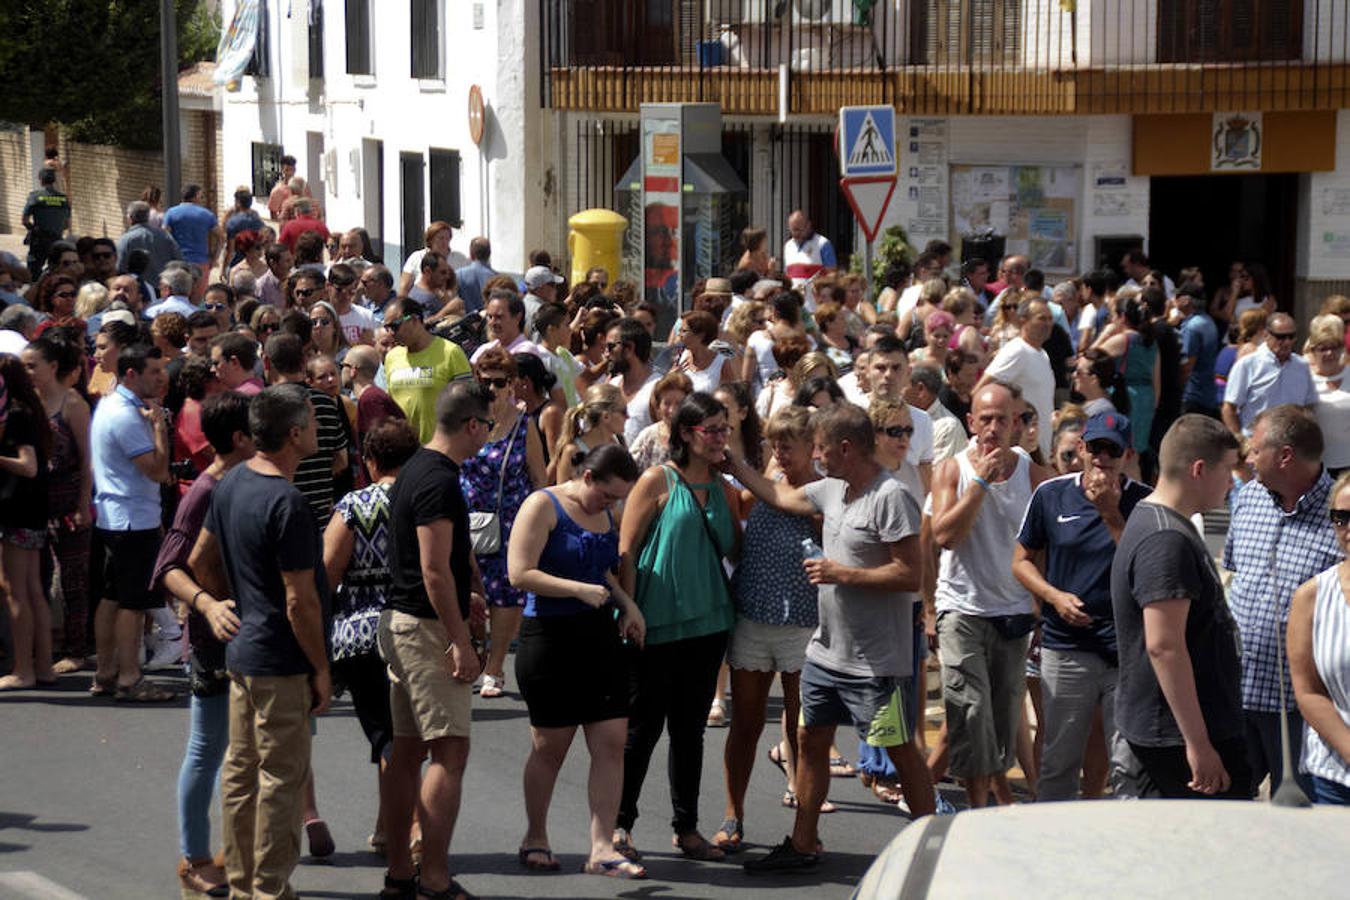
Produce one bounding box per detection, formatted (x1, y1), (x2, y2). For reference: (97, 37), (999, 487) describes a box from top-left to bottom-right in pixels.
(800, 537), (824, 561)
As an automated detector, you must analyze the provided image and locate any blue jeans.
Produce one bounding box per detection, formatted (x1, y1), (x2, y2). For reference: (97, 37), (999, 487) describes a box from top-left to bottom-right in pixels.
(1313, 775), (1350, 805)
(177, 691), (229, 860)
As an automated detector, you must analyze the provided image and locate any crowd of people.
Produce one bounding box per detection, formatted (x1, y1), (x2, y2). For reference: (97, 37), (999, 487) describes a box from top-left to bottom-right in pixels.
(5, 163), (1350, 900)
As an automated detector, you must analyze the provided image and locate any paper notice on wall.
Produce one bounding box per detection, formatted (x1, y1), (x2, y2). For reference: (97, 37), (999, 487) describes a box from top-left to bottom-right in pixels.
(970, 168), (1009, 202)
(1093, 192), (1133, 217)
(1322, 232), (1350, 259)
(1322, 189), (1350, 217)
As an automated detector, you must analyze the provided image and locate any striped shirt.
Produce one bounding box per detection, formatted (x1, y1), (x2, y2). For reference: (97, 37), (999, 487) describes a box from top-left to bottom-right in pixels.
(1301, 566), (1350, 788)
(293, 388), (348, 533)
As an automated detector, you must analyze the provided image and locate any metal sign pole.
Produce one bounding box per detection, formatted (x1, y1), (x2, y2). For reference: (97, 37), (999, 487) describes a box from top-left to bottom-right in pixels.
(864, 235), (874, 307)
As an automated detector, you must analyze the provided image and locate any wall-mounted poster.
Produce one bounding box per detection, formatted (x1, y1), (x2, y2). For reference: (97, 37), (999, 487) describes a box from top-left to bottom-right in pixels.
(642, 117), (681, 314)
(950, 164), (1079, 273)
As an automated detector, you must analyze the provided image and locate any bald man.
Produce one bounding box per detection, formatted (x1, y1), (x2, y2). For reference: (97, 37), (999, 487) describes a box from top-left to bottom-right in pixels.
(782, 210), (836, 310)
(931, 383), (1052, 807)
(344, 343), (406, 449)
(1221, 312), (1316, 437)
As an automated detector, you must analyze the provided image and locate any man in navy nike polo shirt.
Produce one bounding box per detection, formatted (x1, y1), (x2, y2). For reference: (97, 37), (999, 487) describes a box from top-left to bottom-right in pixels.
(1012, 411), (1151, 801)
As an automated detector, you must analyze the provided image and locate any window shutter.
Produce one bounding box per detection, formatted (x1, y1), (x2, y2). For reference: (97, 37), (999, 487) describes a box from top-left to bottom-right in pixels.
(429, 149), (462, 228)
(346, 0), (371, 75)
(400, 153), (426, 265)
(308, 0), (324, 79)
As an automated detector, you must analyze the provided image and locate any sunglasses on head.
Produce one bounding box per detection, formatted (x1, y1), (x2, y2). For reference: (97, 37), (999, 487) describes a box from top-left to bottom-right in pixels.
(1330, 508), (1350, 527)
(1086, 439), (1125, 458)
(881, 424), (914, 439)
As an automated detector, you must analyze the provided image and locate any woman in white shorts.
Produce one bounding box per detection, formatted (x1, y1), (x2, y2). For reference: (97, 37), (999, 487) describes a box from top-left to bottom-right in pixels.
(714, 406), (822, 852)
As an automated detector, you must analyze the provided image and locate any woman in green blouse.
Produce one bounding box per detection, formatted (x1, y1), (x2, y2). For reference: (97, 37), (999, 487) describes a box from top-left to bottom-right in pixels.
(615, 392), (740, 864)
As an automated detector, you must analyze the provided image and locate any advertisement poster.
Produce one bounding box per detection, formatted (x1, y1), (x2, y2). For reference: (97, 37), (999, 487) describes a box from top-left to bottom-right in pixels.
(642, 118), (681, 315)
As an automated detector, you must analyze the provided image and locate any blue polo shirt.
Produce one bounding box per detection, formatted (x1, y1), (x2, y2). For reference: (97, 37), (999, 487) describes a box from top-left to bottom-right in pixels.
(91, 385), (161, 531)
(163, 202), (218, 264)
(1179, 312), (1220, 409)
(1017, 472), (1151, 658)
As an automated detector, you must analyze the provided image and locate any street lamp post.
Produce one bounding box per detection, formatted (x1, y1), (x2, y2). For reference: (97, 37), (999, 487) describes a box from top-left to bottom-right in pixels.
(161, 0), (181, 204)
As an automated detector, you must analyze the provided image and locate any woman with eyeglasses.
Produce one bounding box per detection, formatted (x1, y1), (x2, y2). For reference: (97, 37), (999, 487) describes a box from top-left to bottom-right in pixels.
(461, 347), (547, 699)
(308, 300), (349, 360)
(553, 383), (628, 483)
(614, 392), (739, 864)
(1306, 315), (1350, 477)
(714, 405), (822, 851)
(629, 371), (693, 473)
(506, 444), (647, 879)
(1070, 348), (1130, 420)
(1288, 472), (1350, 805)
(34, 274), (84, 336)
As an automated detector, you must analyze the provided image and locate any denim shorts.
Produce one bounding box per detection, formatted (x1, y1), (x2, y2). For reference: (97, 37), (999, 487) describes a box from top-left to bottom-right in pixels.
(800, 659), (913, 748)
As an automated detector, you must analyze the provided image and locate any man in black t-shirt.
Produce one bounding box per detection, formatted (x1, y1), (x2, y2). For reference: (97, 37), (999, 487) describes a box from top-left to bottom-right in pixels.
(189, 384), (331, 898)
(1111, 414), (1249, 799)
(379, 381), (493, 900)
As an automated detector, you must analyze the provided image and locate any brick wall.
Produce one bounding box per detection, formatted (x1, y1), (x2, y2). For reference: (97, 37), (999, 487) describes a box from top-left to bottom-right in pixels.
(0, 112), (224, 240)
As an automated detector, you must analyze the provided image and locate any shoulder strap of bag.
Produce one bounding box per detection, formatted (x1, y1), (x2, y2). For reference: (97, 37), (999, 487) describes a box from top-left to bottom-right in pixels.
(664, 464), (734, 595)
(493, 414), (523, 516)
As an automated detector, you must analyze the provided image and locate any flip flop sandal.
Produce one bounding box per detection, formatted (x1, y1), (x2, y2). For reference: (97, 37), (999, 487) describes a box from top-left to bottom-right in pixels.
(89, 676), (116, 697)
(583, 858), (648, 879)
(767, 744), (787, 778)
(872, 780), (905, 805)
(612, 829), (642, 862)
(517, 847), (561, 871)
(114, 679), (176, 702)
(673, 833), (725, 861)
(479, 674), (504, 698)
(712, 817), (744, 853)
(379, 873), (417, 900)
(782, 790), (838, 814)
(829, 756), (857, 777)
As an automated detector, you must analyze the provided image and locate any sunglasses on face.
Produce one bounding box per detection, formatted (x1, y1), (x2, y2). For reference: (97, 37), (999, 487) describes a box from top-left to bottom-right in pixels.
(1269, 331), (1296, 342)
(604, 340), (624, 352)
(383, 313), (415, 330)
(258, 322), (279, 333)
(1330, 509), (1350, 527)
(1086, 439), (1125, 458)
(294, 287), (319, 298)
(690, 424), (730, 437)
(470, 415), (496, 431)
(92, 251), (115, 260)
(311, 317), (333, 327)
(479, 376), (510, 389)
(204, 302), (228, 311)
(53, 290), (76, 299)
(881, 424), (914, 439)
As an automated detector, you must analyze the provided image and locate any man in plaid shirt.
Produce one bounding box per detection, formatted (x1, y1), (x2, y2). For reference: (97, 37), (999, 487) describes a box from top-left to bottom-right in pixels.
(1224, 405), (1337, 796)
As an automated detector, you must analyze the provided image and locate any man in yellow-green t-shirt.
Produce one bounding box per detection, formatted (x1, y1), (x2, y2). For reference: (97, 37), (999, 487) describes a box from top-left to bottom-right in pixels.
(383, 297), (473, 442)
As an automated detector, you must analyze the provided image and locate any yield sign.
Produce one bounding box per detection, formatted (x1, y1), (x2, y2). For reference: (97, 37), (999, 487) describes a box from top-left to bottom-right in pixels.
(840, 176), (897, 243)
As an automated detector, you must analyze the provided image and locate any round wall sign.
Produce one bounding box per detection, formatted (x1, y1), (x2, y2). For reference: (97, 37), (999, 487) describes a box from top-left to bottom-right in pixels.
(468, 85), (485, 146)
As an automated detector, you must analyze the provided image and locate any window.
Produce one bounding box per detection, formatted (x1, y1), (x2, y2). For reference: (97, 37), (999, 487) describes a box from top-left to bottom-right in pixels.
(910, 0), (1021, 66)
(308, 0), (324, 79)
(246, 0), (271, 77)
(400, 152), (426, 264)
(346, 0), (373, 75)
(251, 142), (285, 198)
(410, 0), (441, 79)
(1158, 0), (1303, 62)
(429, 148), (462, 228)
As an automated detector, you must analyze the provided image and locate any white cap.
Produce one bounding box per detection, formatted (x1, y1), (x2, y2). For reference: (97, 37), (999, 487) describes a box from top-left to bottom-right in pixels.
(524, 266), (564, 290)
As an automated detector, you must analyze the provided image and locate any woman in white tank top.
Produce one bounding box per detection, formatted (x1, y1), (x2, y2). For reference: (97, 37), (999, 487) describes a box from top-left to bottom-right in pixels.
(675, 310), (730, 394)
(1290, 481), (1350, 804)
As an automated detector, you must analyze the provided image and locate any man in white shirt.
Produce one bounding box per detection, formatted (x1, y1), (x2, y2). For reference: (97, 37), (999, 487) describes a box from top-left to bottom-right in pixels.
(895, 252), (944, 320)
(145, 266), (201, 320)
(521, 266), (563, 338)
(782, 210), (836, 310)
(469, 290), (545, 364)
(603, 317), (659, 443)
(327, 263), (376, 346)
(1222, 312), (1318, 436)
(978, 296), (1055, 458)
(905, 364), (968, 463)
(857, 334), (935, 493)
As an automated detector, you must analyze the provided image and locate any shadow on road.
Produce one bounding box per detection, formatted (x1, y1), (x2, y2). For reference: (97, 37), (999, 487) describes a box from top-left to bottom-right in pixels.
(0, 811), (89, 854)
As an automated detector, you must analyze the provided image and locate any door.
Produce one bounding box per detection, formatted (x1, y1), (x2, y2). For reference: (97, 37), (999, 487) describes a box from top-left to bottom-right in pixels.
(1148, 174), (1298, 312)
(399, 152), (425, 265)
(362, 138), (384, 259)
(306, 131), (326, 203)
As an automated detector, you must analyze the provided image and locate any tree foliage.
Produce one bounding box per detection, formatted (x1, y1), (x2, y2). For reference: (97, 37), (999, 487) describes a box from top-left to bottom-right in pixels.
(0, 1), (218, 150)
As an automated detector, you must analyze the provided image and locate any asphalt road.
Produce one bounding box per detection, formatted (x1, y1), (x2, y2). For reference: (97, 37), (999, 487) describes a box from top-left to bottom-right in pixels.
(0, 669), (934, 900)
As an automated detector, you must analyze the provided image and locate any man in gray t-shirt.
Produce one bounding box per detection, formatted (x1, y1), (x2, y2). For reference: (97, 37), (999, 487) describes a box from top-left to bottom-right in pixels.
(731, 403), (935, 874)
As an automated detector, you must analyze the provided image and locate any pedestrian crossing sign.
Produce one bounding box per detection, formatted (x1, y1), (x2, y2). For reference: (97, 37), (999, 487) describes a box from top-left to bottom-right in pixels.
(839, 105), (897, 178)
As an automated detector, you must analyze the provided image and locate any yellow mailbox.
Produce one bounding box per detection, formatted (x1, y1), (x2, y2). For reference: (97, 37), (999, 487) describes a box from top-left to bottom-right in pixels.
(567, 209), (628, 288)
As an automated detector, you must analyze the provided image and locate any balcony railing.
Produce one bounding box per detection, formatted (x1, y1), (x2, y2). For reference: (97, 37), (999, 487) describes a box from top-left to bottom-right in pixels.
(540, 0), (1350, 115)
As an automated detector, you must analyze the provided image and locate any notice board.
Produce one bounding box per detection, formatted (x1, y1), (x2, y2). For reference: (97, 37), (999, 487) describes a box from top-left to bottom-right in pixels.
(950, 164), (1080, 273)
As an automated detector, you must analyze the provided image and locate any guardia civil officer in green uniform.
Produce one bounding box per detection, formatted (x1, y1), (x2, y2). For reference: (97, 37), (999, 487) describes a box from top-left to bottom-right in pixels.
(22, 169), (71, 280)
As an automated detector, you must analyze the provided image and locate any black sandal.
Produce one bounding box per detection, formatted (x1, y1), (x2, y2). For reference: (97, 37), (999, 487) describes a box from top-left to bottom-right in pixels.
(379, 873), (417, 900)
(417, 879), (475, 900)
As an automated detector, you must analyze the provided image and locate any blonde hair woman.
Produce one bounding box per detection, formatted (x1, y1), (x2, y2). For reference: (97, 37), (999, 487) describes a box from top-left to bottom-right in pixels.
(1308, 314), (1350, 474)
(554, 383), (629, 483)
(74, 282), (110, 322)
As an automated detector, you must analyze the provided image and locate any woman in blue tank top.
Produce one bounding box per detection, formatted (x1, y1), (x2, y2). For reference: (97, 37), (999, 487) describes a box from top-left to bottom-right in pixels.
(506, 444), (647, 879)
